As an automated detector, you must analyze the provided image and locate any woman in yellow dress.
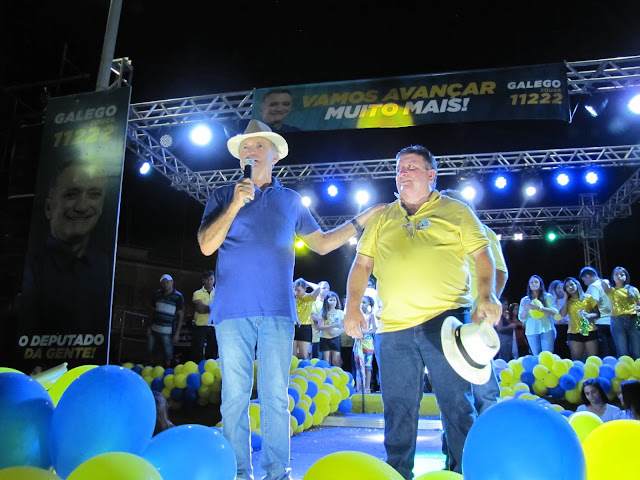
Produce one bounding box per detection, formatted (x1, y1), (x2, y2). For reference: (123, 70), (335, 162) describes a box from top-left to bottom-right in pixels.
(559, 276), (599, 361)
(602, 267), (640, 359)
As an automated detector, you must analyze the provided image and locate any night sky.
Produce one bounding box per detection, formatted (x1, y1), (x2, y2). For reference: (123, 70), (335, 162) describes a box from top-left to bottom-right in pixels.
(5, 0), (640, 304)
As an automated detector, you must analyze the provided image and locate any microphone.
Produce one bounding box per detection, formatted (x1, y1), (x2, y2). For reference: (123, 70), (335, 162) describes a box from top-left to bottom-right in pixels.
(242, 157), (255, 204)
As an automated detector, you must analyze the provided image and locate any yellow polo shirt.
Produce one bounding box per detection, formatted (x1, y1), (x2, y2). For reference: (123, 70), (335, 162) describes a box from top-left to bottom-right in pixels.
(192, 286), (215, 326)
(469, 225), (507, 300)
(358, 192), (489, 332)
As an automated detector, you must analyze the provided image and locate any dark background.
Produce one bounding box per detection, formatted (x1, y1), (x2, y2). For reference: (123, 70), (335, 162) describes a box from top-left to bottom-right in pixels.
(2, 1), (640, 353)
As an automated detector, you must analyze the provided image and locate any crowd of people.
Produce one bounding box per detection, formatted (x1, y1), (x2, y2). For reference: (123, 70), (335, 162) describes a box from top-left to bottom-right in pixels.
(495, 266), (640, 362)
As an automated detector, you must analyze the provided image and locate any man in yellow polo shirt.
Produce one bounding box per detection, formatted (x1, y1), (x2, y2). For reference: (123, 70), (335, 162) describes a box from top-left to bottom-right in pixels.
(191, 270), (217, 361)
(344, 145), (502, 478)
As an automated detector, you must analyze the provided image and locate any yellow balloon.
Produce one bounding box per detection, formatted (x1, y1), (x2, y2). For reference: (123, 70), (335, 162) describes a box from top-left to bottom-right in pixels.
(583, 420), (640, 479)
(47, 364), (97, 405)
(151, 366), (165, 378)
(311, 367), (327, 381)
(182, 361), (199, 375)
(538, 351), (554, 369)
(163, 374), (175, 389)
(249, 403), (261, 422)
(312, 409), (325, 426)
(415, 471), (464, 479)
(619, 355), (634, 366)
(499, 368), (514, 385)
(586, 355), (603, 366)
(0, 467), (62, 480)
(302, 451), (404, 480)
(565, 387), (582, 404)
(551, 360), (570, 378)
(543, 372), (559, 388)
(583, 363), (599, 380)
(141, 366), (153, 377)
(173, 373), (187, 389)
(0, 367), (24, 374)
(533, 364), (549, 380)
(67, 452), (161, 480)
(500, 387), (514, 398)
(568, 410), (603, 443)
(530, 299), (544, 319)
(201, 371), (214, 385)
(615, 362), (631, 380)
(532, 380), (547, 396)
(314, 390), (331, 406)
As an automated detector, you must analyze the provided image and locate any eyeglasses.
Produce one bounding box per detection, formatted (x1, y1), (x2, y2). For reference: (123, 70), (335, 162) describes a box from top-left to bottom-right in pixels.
(401, 217), (430, 238)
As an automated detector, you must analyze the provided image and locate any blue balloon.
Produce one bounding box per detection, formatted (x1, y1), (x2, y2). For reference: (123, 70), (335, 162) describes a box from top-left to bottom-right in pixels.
(547, 385), (566, 398)
(298, 360), (312, 368)
(513, 389), (529, 399)
(337, 398), (353, 414)
(315, 360), (331, 368)
(568, 365), (584, 381)
(345, 371), (354, 384)
(170, 387), (185, 401)
(463, 400), (585, 480)
(306, 379), (319, 398)
(186, 372), (201, 391)
(521, 355), (539, 372)
(132, 365), (143, 374)
(346, 382), (355, 395)
(143, 424), (236, 480)
(323, 376), (334, 385)
(183, 389), (197, 407)
(287, 386), (300, 405)
(251, 432), (263, 452)
(0, 372), (54, 470)
(602, 356), (618, 367)
(561, 409), (574, 418)
(291, 406), (306, 426)
(164, 368), (174, 376)
(597, 376), (612, 393)
(198, 359), (207, 374)
(599, 364), (615, 380)
(559, 373), (577, 391)
(309, 401), (317, 415)
(50, 365), (156, 479)
(520, 371), (535, 387)
(151, 377), (164, 392)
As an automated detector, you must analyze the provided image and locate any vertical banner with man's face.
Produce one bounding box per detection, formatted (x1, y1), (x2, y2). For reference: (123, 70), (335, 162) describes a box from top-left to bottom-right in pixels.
(17, 86), (131, 369)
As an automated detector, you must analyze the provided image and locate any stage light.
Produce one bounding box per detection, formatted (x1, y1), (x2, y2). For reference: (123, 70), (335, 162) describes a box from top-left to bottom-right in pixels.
(585, 171), (599, 185)
(555, 172), (570, 187)
(139, 161), (151, 175)
(159, 134), (173, 148)
(628, 93), (640, 114)
(348, 237), (358, 246)
(355, 190), (370, 205)
(461, 185), (476, 201)
(190, 124), (213, 146)
(327, 185), (338, 197)
(496, 234), (502, 241)
(584, 98), (608, 118)
(546, 231), (557, 242)
(301, 196), (312, 207)
(524, 186), (537, 197)
(514, 233), (524, 241)
(295, 239), (306, 249)
(494, 175), (507, 189)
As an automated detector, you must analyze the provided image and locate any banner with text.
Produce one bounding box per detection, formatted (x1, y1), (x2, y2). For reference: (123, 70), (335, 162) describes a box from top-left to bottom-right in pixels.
(17, 87), (131, 370)
(253, 63), (570, 132)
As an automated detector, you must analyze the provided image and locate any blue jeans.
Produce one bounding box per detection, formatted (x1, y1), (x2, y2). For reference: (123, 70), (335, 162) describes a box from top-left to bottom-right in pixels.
(611, 315), (640, 359)
(378, 309), (475, 479)
(147, 331), (173, 366)
(216, 316), (294, 480)
(526, 329), (556, 355)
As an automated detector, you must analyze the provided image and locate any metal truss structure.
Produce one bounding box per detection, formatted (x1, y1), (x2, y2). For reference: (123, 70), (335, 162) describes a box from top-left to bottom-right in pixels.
(119, 55), (640, 267)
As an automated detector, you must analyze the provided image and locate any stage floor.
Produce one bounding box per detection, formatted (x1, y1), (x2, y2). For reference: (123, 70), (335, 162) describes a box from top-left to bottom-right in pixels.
(251, 413), (445, 480)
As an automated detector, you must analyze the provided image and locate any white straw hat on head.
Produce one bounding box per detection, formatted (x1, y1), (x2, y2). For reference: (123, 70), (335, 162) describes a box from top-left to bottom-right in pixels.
(227, 119), (289, 160)
(159, 274), (173, 283)
(441, 316), (500, 385)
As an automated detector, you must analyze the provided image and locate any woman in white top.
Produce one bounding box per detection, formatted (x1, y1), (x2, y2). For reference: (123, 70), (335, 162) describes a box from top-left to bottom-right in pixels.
(518, 275), (558, 355)
(576, 378), (621, 422)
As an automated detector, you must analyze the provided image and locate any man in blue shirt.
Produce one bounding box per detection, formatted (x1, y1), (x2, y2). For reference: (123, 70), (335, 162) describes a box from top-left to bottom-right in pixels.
(198, 120), (384, 480)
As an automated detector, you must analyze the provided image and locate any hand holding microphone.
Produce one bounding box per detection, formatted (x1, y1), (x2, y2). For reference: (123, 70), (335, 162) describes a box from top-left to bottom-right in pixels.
(242, 157), (255, 204)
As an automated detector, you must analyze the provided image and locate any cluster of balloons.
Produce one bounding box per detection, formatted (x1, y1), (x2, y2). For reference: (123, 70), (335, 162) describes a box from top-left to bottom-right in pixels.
(495, 352), (640, 405)
(0, 365), (236, 480)
(123, 359), (222, 410)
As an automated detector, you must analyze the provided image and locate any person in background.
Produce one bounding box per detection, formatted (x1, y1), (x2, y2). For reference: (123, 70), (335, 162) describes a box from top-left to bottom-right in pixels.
(293, 278), (320, 360)
(518, 275), (557, 355)
(353, 295), (377, 393)
(316, 291), (344, 366)
(191, 270), (217, 361)
(148, 274), (184, 368)
(618, 380), (640, 420)
(365, 277), (383, 392)
(310, 281), (331, 359)
(495, 298), (516, 361)
(153, 390), (175, 435)
(580, 266), (616, 358)
(576, 378), (621, 422)
(602, 267), (640, 359)
(509, 302), (529, 358)
(549, 279), (571, 359)
(560, 276), (600, 361)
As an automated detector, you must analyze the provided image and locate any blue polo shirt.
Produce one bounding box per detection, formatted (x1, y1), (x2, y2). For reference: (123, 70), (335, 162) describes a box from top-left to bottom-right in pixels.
(200, 178), (319, 323)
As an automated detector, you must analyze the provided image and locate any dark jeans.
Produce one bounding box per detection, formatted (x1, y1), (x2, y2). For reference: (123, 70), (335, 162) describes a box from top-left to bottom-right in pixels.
(611, 315), (640, 359)
(378, 309), (474, 478)
(596, 323), (617, 358)
(191, 325), (218, 361)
